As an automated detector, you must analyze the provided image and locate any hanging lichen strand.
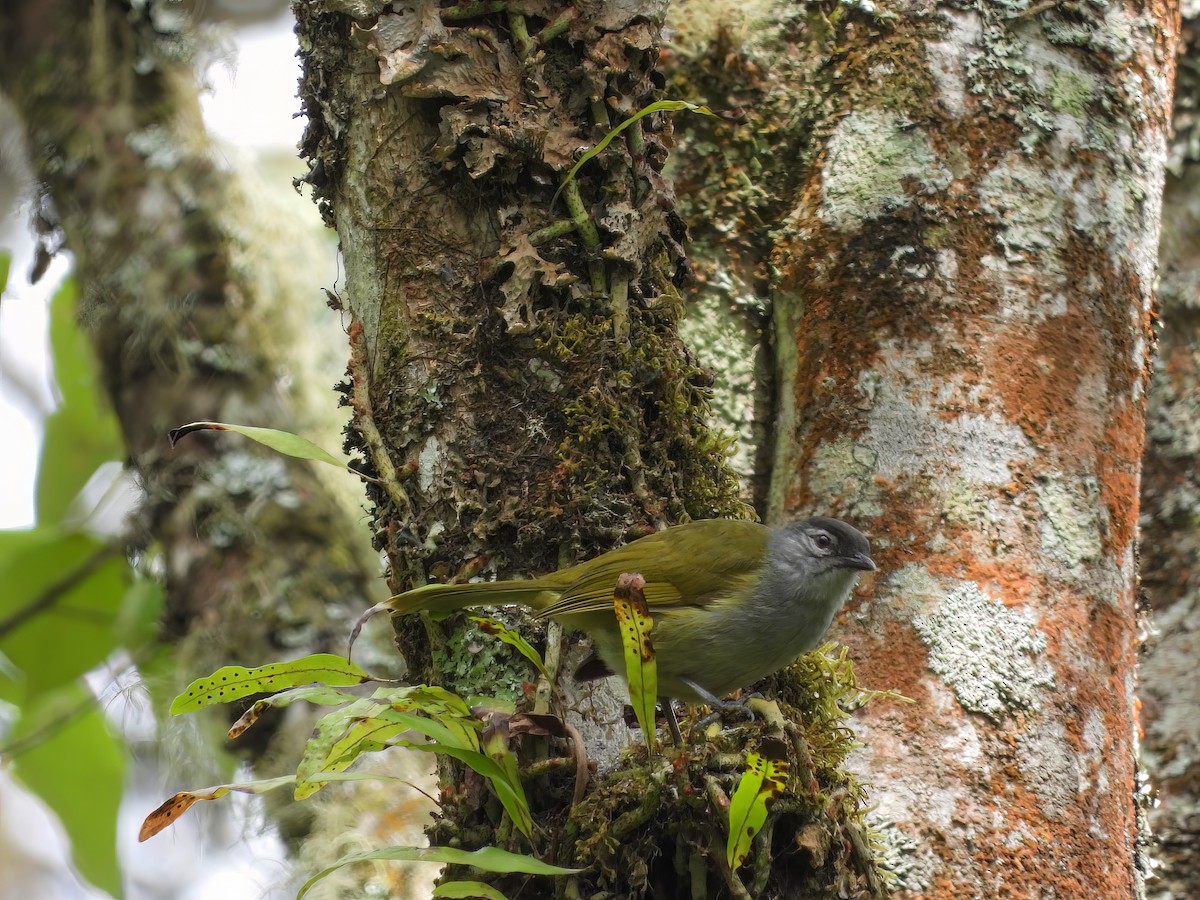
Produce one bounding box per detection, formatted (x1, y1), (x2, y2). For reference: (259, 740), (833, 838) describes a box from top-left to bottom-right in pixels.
(295, 0), (749, 586)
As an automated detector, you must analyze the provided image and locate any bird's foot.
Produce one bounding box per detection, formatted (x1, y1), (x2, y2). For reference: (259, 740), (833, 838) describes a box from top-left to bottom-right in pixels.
(680, 678), (763, 742)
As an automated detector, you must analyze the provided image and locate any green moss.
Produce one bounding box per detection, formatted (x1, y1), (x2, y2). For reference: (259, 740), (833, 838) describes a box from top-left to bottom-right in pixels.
(1049, 69), (1093, 117)
(548, 646), (891, 898)
(430, 614), (538, 704)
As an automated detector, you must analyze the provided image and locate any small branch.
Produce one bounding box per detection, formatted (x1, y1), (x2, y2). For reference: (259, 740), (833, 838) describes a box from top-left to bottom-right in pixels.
(560, 180), (605, 293)
(625, 120), (646, 204)
(1011, 0), (1060, 18)
(528, 219), (576, 246)
(590, 97), (611, 129)
(611, 269), (630, 344)
(508, 11), (534, 59)
(439, 1), (508, 21)
(531, 8), (577, 49)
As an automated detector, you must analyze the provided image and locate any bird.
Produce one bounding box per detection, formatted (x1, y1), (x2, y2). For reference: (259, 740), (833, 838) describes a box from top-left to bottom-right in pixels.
(385, 517), (875, 738)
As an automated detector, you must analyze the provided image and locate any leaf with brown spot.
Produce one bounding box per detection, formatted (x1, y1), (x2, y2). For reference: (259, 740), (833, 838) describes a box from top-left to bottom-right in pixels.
(726, 741), (790, 870)
(138, 775), (296, 841)
(169, 654), (371, 715)
(614, 572), (657, 751)
(227, 685), (363, 739)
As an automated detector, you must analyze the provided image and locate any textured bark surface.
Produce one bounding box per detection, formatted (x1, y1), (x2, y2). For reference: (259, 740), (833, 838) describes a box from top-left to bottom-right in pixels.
(760, 2), (1175, 896)
(0, 2), (379, 715)
(294, 0), (884, 896)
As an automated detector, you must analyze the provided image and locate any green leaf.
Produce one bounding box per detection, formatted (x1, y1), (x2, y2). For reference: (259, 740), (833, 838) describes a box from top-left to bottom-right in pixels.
(0, 250), (10, 292)
(168, 421), (345, 468)
(227, 684), (365, 739)
(434, 881), (512, 899)
(0, 528), (126, 704)
(295, 714), (407, 800)
(298, 846), (583, 898)
(726, 743), (789, 870)
(38, 278), (123, 523)
(139, 775), (297, 841)
(294, 690), (482, 799)
(114, 576), (166, 653)
(169, 653), (371, 714)
(398, 739), (533, 839)
(468, 616), (549, 678)
(552, 99), (718, 206)
(9, 682), (125, 896)
(613, 575), (657, 752)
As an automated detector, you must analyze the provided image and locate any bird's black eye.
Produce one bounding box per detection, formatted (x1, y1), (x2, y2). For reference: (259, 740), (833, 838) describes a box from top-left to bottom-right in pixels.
(814, 533), (833, 551)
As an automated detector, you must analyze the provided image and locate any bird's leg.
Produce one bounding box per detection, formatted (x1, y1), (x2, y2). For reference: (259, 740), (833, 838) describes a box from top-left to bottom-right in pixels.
(661, 698), (684, 745)
(680, 677), (758, 739)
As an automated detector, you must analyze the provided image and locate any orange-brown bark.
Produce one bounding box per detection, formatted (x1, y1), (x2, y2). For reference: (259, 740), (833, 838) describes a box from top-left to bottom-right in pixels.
(767, 2), (1178, 895)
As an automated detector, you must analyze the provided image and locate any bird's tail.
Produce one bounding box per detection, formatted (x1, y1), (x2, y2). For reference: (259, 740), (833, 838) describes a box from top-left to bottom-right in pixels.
(383, 579), (558, 616)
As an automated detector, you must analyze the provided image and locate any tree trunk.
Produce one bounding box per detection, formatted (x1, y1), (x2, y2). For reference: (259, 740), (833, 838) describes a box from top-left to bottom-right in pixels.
(759, 3), (1173, 896)
(295, 0), (885, 895)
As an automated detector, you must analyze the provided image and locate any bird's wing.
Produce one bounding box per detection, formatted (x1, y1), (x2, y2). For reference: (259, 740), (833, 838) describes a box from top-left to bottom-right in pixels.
(535, 519), (769, 618)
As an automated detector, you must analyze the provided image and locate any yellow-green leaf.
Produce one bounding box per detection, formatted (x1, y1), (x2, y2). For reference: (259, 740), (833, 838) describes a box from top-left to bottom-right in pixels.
(434, 881), (511, 899)
(295, 716), (407, 800)
(614, 573), (657, 751)
(726, 741), (789, 870)
(169, 653), (371, 714)
(298, 846), (582, 898)
(168, 421), (345, 469)
(295, 690), (483, 799)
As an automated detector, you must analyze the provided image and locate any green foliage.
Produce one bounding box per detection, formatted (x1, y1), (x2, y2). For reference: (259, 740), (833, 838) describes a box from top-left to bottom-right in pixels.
(6, 682), (126, 896)
(153, 642), (563, 884)
(38, 279), (123, 522)
(433, 881), (512, 899)
(297, 846), (582, 899)
(467, 615), (549, 679)
(169, 653), (371, 714)
(168, 420), (348, 470)
(0, 529), (127, 703)
(0, 268), (165, 897)
(553, 100), (719, 206)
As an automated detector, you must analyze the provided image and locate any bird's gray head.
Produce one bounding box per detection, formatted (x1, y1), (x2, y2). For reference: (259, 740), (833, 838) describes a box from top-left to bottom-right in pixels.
(769, 517), (876, 581)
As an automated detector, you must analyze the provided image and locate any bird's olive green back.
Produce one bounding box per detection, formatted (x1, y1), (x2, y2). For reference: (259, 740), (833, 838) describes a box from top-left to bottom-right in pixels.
(386, 518), (770, 618)
(536, 519), (770, 617)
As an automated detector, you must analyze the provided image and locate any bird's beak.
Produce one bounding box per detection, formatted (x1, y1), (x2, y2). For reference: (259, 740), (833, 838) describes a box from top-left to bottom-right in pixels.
(846, 553), (877, 572)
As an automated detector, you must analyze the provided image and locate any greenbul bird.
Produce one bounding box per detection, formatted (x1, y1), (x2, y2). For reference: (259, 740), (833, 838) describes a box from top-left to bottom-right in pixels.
(385, 517), (875, 734)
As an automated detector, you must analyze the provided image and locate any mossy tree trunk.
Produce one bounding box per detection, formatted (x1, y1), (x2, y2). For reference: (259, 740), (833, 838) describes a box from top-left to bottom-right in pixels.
(666, 0), (1176, 896)
(295, 0), (885, 896)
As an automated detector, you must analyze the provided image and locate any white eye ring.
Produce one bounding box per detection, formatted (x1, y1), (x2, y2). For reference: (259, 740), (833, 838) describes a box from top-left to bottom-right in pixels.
(814, 533), (833, 551)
